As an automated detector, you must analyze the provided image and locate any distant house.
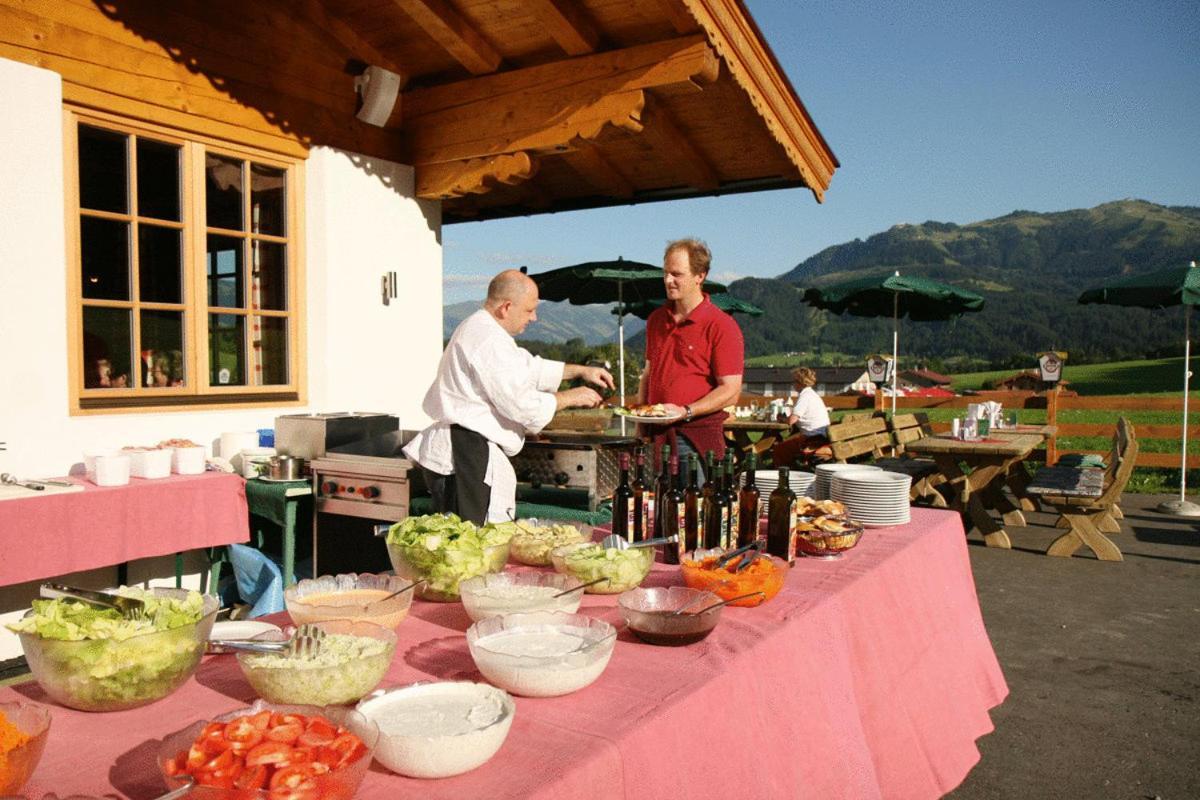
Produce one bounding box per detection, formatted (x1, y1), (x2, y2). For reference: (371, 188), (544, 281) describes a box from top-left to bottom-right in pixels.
(987, 370), (1075, 394)
(901, 369), (953, 389)
(742, 366), (871, 397)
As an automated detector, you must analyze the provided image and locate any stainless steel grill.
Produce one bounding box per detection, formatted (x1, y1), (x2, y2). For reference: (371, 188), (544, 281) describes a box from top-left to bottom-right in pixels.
(512, 433), (636, 510)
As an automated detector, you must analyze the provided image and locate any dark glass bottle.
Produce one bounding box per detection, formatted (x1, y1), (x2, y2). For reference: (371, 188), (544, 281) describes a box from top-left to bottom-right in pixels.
(661, 456), (685, 564)
(683, 453), (702, 555)
(613, 452), (635, 542)
(632, 447), (650, 541)
(721, 455), (737, 550)
(699, 450), (717, 548)
(766, 467), (797, 563)
(737, 452), (761, 548)
(652, 444), (671, 541)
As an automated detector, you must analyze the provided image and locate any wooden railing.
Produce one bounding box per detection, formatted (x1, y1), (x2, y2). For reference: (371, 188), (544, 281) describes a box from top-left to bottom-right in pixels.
(805, 389), (1197, 470)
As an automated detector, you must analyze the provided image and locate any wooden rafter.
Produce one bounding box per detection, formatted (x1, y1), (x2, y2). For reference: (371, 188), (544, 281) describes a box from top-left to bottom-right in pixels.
(300, 0), (407, 77)
(563, 140), (634, 198)
(416, 151), (538, 199)
(528, 0), (600, 56)
(639, 94), (719, 191)
(635, 0), (699, 33)
(405, 35), (718, 165)
(388, 0), (501, 75)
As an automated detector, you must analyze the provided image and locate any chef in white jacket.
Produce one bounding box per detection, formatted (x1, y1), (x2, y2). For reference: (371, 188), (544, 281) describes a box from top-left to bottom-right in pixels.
(404, 270), (614, 524)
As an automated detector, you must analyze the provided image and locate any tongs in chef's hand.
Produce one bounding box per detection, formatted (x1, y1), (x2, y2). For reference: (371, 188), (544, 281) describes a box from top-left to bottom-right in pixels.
(41, 583), (147, 621)
(208, 624), (326, 659)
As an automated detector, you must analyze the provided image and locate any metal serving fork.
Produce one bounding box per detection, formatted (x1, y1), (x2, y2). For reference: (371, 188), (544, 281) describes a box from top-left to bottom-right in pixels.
(41, 583), (147, 621)
(208, 624), (327, 659)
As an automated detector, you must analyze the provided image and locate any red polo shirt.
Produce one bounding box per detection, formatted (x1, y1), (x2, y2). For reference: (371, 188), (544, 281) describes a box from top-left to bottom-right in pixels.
(643, 295), (744, 457)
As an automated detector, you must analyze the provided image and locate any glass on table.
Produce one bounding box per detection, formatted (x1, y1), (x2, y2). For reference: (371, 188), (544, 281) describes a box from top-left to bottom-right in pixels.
(1005, 411), (1019, 428)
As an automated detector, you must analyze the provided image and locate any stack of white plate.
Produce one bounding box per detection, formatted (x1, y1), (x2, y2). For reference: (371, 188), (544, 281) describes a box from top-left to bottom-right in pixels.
(830, 471), (912, 526)
(739, 470), (816, 516)
(814, 463), (882, 500)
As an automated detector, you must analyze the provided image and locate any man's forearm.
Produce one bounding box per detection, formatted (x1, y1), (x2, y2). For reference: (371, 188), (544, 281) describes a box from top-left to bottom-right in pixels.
(685, 378), (742, 418)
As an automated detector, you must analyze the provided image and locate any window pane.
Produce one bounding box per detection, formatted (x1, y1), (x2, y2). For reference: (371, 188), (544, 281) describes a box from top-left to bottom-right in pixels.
(82, 307), (132, 389)
(209, 313), (245, 386)
(254, 316), (288, 386)
(141, 310), (185, 388)
(136, 139), (181, 221)
(206, 234), (244, 308)
(80, 217), (130, 301)
(206, 153), (243, 231)
(139, 224), (182, 303)
(252, 240), (287, 311)
(78, 125), (128, 214)
(251, 163), (286, 236)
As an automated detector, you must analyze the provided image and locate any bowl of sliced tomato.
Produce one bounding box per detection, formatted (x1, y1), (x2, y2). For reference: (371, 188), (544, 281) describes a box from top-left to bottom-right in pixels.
(158, 701), (379, 798)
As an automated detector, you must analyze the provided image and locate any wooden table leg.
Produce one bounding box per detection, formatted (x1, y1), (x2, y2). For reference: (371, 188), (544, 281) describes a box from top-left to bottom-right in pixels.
(964, 461), (1013, 548)
(1047, 510), (1123, 561)
(983, 481), (1027, 527)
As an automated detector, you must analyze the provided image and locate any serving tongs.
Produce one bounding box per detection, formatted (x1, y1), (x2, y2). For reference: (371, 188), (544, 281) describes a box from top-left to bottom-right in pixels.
(714, 540), (764, 571)
(41, 583), (147, 621)
(208, 623), (327, 659)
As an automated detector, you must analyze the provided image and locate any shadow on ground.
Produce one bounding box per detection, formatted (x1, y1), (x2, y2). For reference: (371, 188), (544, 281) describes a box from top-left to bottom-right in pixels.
(948, 493), (1200, 800)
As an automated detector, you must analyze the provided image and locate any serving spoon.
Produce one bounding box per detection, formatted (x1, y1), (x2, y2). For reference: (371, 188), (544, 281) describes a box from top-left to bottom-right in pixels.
(552, 577), (608, 597)
(599, 533), (678, 550)
(366, 579), (424, 607)
(690, 592), (766, 615)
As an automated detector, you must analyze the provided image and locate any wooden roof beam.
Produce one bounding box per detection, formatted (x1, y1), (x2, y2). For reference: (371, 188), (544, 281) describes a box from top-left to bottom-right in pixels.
(638, 94), (720, 191)
(528, 0), (601, 56)
(388, 0), (501, 75)
(635, 0), (699, 33)
(416, 151), (538, 199)
(406, 35), (718, 165)
(300, 0), (407, 77)
(564, 141), (635, 198)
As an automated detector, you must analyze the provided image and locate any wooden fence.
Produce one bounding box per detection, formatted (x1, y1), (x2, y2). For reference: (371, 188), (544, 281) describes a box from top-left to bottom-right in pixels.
(810, 389), (1198, 470)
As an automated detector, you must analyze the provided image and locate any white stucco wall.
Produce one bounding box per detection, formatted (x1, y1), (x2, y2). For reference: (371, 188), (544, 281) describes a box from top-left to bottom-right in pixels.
(0, 57), (443, 658)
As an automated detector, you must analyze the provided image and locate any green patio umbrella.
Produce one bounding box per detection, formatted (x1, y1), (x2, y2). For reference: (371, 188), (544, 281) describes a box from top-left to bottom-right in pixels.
(530, 258), (725, 411)
(1079, 260), (1200, 516)
(803, 270), (985, 416)
(614, 291), (765, 320)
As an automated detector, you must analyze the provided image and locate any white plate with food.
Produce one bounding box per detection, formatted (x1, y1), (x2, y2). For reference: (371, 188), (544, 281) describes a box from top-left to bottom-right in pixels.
(615, 404), (684, 424)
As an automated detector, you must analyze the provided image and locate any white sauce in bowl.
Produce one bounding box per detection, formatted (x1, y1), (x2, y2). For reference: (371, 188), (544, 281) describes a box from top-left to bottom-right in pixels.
(470, 627), (614, 697)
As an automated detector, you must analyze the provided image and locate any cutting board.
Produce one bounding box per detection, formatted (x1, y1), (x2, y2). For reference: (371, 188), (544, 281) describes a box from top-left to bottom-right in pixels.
(0, 482), (86, 502)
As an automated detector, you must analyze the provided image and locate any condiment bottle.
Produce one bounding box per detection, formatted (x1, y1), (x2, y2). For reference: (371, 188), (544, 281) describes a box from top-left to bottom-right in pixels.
(613, 452), (635, 542)
(632, 447), (650, 541)
(737, 452), (761, 548)
(767, 467), (797, 563)
(683, 453), (702, 556)
(652, 443), (671, 541)
(661, 456), (685, 564)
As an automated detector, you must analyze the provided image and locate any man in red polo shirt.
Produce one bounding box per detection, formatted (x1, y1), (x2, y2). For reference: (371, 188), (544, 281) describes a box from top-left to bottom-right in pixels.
(636, 239), (744, 469)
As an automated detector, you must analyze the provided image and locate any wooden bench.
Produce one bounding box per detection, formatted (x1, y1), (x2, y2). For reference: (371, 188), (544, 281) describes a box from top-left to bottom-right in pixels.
(1026, 418), (1137, 561)
(770, 413), (886, 470)
(873, 413), (948, 508)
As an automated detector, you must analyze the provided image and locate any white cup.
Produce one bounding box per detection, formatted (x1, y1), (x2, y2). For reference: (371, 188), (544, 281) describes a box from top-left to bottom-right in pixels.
(93, 454), (131, 486)
(172, 446), (207, 475)
(951, 418), (961, 439)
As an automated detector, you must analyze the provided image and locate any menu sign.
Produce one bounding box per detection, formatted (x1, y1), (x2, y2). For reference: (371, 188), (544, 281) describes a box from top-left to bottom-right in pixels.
(1038, 351), (1065, 383)
(866, 354), (894, 385)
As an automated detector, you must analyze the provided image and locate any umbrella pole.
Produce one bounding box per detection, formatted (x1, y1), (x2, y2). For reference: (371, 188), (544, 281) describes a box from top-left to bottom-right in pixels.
(618, 281), (627, 436)
(891, 291), (899, 418)
(1158, 305), (1200, 515)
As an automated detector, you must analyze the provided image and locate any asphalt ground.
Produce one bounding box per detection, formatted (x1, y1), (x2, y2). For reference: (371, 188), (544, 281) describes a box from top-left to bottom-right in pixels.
(949, 493), (1200, 800)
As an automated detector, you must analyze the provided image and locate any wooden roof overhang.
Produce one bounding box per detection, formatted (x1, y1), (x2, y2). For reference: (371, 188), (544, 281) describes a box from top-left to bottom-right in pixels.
(1, 0), (838, 222)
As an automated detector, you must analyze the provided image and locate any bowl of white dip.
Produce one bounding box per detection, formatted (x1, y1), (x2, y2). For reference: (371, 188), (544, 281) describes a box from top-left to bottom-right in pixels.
(459, 572), (585, 622)
(466, 611), (617, 697)
(355, 681), (515, 779)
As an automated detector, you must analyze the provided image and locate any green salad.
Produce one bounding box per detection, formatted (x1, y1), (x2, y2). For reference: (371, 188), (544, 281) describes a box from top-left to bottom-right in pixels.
(387, 514), (513, 600)
(561, 544), (652, 594)
(8, 587), (211, 711)
(240, 632), (393, 706)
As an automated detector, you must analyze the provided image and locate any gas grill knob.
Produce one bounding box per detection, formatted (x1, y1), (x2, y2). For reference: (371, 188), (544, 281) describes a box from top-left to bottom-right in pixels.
(553, 471), (569, 486)
(321, 481), (337, 495)
(361, 486), (381, 499)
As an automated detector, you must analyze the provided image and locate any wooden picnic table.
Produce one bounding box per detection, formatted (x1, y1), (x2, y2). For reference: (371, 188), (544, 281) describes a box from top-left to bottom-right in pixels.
(906, 433), (1045, 549)
(724, 418), (790, 458)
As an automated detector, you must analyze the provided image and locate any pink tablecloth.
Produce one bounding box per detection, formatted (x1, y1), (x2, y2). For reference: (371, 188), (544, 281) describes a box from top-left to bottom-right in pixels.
(0, 473), (250, 587)
(4, 507), (1006, 799)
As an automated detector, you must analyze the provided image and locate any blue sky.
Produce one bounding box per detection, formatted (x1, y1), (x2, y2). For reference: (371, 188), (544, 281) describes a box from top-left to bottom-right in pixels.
(441, 0), (1200, 303)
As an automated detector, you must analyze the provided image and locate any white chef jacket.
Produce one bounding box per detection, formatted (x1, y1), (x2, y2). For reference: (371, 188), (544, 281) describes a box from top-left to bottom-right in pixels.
(790, 386), (831, 437)
(403, 309), (565, 522)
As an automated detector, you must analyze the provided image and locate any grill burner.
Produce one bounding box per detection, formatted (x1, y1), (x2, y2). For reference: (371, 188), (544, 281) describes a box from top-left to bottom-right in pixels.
(512, 432), (636, 510)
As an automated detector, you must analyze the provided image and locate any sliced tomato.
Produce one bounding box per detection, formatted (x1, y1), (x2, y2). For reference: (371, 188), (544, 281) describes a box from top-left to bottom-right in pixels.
(270, 712), (306, 728)
(194, 766), (238, 789)
(163, 755), (183, 777)
(265, 721), (303, 743)
(297, 723), (335, 748)
(225, 718), (265, 753)
(281, 746), (314, 767)
(246, 741), (294, 767)
(247, 710), (273, 730)
(326, 732), (365, 768)
(234, 764), (269, 790)
(268, 763), (318, 790)
(186, 743), (209, 771)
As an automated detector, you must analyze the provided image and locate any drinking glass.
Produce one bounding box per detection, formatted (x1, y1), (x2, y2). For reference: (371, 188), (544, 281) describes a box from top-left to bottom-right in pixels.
(1005, 411), (1018, 428)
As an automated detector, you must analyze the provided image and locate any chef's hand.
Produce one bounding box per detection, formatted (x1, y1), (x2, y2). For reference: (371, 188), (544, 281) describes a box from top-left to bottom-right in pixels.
(556, 386), (603, 410)
(579, 366), (615, 392)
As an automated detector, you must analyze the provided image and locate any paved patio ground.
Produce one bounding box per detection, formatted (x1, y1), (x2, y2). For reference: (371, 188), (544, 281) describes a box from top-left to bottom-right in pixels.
(949, 493), (1200, 800)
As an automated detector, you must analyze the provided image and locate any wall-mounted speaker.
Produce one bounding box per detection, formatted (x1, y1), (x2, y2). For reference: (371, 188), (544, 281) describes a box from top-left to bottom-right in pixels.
(355, 66), (403, 127)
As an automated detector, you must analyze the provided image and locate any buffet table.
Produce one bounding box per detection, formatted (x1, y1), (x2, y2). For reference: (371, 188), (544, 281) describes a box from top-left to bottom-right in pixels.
(3, 507), (1007, 799)
(0, 473), (250, 587)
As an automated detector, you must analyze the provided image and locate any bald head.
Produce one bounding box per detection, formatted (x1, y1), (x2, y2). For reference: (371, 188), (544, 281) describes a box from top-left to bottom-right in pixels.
(485, 269), (540, 335)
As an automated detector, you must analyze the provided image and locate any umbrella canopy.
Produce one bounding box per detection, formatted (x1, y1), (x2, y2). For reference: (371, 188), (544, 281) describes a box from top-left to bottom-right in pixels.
(1078, 261), (1200, 515)
(614, 292), (764, 320)
(528, 258), (726, 414)
(802, 271), (985, 415)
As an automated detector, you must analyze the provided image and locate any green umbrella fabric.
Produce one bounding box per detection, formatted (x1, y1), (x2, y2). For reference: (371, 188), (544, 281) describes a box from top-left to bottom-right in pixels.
(803, 272), (985, 321)
(1078, 263), (1200, 308)
(531, 258), (726, 306)
(614, 292), (765, 320)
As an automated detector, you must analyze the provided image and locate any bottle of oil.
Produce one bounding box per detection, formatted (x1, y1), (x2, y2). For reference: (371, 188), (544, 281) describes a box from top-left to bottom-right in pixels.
(766, 467), (797, 563)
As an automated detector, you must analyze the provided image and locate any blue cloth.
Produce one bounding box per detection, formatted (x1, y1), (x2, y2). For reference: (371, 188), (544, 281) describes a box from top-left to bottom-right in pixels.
(227, 543), (285, 617)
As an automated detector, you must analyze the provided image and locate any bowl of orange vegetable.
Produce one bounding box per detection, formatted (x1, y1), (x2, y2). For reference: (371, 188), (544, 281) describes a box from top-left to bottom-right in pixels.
(679, 548), (788, 607)
(0, 700), (51, 794)
(158, 701), (378, 797)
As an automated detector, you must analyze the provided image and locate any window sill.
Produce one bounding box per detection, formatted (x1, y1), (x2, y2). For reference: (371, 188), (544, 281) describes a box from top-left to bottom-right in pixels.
(75, 391), (301, 414)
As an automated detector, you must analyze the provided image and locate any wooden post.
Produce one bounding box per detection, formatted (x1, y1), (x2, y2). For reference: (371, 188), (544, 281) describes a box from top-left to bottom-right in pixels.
(874, 386), (885, 414)
(1045, 383), (1060, 465)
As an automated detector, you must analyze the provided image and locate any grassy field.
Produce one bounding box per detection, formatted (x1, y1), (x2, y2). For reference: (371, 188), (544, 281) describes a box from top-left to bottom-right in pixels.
(950, 356), (1200, 395)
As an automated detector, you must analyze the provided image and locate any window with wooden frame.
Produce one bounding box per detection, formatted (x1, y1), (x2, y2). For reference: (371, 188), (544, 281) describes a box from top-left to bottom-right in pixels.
(67, 110), (304, 412)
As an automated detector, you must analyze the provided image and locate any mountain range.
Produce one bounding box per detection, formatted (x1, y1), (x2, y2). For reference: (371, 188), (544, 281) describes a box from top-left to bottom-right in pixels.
(445, 200), (1200, 367)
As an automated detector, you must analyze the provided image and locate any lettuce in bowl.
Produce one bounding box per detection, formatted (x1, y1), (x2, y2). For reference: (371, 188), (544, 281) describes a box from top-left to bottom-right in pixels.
(386, 514), (511, 602)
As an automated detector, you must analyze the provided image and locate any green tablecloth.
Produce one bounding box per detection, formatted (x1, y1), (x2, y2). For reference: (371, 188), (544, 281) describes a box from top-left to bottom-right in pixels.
(244, 478), (310, 527)
(409, 489), (611, 526)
